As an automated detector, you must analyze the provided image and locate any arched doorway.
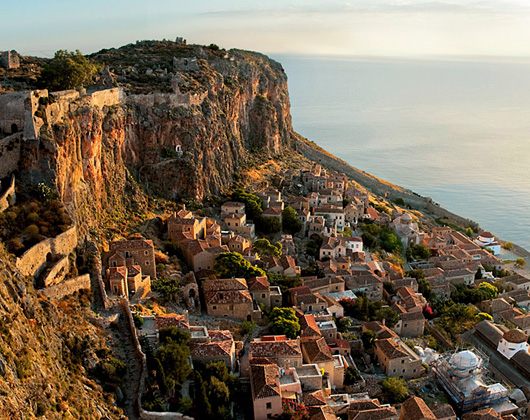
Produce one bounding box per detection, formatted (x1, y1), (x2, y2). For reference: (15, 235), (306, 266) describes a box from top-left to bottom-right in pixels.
(10, 123), (18, 134)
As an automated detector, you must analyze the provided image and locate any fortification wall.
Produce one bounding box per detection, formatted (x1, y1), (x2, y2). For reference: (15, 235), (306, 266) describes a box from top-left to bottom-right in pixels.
(40, 274), (90, 299)
(0, 134), (22, 179)
(88, 87), (124, 108)
(127, 90), (206, 109)
(119, 299), (193, 420)
(16, 226), (77, 277)
(42, 254), (70, 287)
(0, 91), (27, 135)
(0, 176), (16, 213)
(24, 90), (47, 140)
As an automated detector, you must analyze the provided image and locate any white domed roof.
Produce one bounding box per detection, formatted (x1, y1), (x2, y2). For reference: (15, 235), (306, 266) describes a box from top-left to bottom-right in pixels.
(449, 350), (480, 370)
(402, 213), (413, 222)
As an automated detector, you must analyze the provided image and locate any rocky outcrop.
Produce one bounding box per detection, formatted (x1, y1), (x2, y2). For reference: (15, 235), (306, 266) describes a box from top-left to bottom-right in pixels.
(14, 42), (292, 237)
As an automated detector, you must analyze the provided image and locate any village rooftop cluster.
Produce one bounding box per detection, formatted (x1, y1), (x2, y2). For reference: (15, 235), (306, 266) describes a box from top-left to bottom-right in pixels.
(101, 162), (530, 420)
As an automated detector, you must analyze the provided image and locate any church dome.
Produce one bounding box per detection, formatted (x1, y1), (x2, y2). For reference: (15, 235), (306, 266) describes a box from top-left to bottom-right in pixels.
(449, 350), (480, 371)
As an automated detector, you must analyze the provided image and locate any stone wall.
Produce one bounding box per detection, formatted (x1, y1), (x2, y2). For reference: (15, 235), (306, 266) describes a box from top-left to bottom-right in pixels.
(0, 91), (27, 135)
(16, 226), (77, 277)
(127, 90), (206, 109)
(0, 134), (22, 179)
(42, 254), (70, 287)
(0, 175), (15, 211)
(40, 274), (90, 299)
(87, 87), (124, 109)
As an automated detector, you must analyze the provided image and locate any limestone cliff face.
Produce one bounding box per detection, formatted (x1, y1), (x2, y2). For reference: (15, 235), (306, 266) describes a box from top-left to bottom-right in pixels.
(18, 42), (293, 234)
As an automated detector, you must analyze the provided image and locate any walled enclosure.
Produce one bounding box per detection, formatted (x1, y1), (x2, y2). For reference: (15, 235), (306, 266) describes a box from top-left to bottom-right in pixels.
(0, 176), (15, 212)
(16, 226), (77, 278)
(40, 274), (91, 300)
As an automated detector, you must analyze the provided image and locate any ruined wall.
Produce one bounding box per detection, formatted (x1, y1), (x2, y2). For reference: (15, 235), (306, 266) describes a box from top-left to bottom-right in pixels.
(40, 274), (90, 299)
(0, 134), (21, 179)
(0, 176), (15, 212)
(42, 254), (70, 287)
(16, 226), (77, 277)
(0, 91), (27, 134)
(88, 87), (124, 108)
(126, 90), (206, 109)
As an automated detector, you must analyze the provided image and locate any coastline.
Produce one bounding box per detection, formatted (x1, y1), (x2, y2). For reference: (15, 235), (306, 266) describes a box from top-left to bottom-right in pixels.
(292, 131), (530, 260)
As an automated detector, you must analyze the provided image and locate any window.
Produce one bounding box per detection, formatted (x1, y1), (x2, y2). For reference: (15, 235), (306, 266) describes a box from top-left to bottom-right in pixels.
(393, 369), (396, 373)
(262, 294), (266, 298)
(144, 250), (148, 255)
(401, 360), (404, 364)
(213, 306), (217, 310)
(266, 403), (272, 410)
(219, 293), (223, 300)
(145, 261), (149, 265)
(267, 415), (272, 419)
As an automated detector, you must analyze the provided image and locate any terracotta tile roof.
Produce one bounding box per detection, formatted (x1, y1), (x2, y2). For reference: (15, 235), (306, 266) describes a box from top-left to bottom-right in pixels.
(462, 408), (502, 420)
(375, 338), (408, 360)
(108, 266), (127, 280)
(400, 396), (436, 420)
(303, 390), (327, 406)
(249, 339), (302, 358)
(202, 277), (248, 292)
(431, 404), (456, 419)
(222, 201), (245, 208)
(262, 207), (282, 215)
(110, 238), (154, 250)
(204, 289), (252, 305)
(302, 337), (332, 363)
(247, 276), (270, 291)
(128, 264), (142, 277)
(299, 314), (322, 338)
(363, 321), (398, 340)
(209, 330), (233, 342)
(350, 407), (397, 420)
(512, 313), (530, 329)
(155, 314), (189, 331)
(502, 329), (528, 343)
(190, 339), (233, 359)
(250, 363), (281, 400)
(348, 399), (381, 412)
(281, 256), (297, 269)
(308, 405), (338, 420)
(296, 292), (326, 306)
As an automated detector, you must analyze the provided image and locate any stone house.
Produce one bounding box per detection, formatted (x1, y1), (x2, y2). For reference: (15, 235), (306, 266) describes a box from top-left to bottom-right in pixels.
(348, 398), (398, 420)
(391, 213), (424, 250)
(181, 240), (229, 272)
(247, 276), (282, 308)
(443, 268), (475, 286)
(314, 205), (345, 230)
(0, 50), (20, 69)
(504, 274), (530, 292)
(302, 276), (345, 295)
(399, 396), (438, 420)
(227, 234), (251, 254)
(189, 330), (237, 372)
(202, 277), (261, 321)
(290, 196), (310, 212)
(392, 305), (425, 337)
(109, 237), (157, 279)
(167, 208), (206, 242)
(374, 338), (422, 379)
(500, 289), (530, 308)
(250, 363), (283, 420)
(302, 337), (348, 388)
(261, 207), (282, 221)
(344, 202), (364, 225)
(221, 201), (255, 237)
(221, 201), (245, 215)
(249, 336), (303, 368)
(321, 295), (344, 318)
(295, 292), (329, 314)
(346, 273), (383, 301)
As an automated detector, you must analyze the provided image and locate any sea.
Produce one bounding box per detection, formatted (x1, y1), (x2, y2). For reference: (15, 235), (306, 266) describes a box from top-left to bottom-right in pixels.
(273, 55), (530, 251)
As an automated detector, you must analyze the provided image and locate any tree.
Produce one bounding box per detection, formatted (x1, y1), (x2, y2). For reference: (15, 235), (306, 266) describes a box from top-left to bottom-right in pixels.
(344, 365), (361, 385)
(257, 216), (282, 234)
(503, 241), (514, 250)
(417, 278), (432, 301)
(231, 189), (262, 221)
(151, 276), (181, 302)
(478, 282), (498, 300)
(375, 307), (399, 328)
(282, 206), (302, 234)
(269, 307), (300, 339)
(252, 238), (282, 258)
(38, 50), (101, 90)
(361, 330), (376, 350)
(192, 371), (212, 418)
(406, 244), (431, 261)
(476, 312), (493, 322)
(405, 269), (425, 281)
(465, 227), (474, 237)
(159, 327), (190, 346)
(214, 252), (266, 279)
(515, 258), (527, 268)
(381, 377), (409, 403)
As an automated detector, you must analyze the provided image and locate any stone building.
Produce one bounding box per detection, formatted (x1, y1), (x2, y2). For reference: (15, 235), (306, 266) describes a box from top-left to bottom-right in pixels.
(0, 50), (20, 69)
(108, 238), (156, 279)
(249, 336), (303, 368)
(374, 338), (422, 379)
(250, 363), (283, 420)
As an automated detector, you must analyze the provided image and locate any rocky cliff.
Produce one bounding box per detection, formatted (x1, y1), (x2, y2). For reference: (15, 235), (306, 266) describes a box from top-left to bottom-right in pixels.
(11, 41), (293, 238)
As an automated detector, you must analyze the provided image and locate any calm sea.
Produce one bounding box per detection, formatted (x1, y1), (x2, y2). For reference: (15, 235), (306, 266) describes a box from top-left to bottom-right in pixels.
(273, 55), (530, 250)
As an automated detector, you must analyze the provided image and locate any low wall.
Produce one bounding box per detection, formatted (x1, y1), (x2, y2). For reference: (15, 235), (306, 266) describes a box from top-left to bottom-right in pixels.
(40, 274), (90, 299)
(0, 134), (21, 180)
(127, 90), (206, 109)
(119, 299), (194, 420)
(0, 175), (15, 211)
(88, 87), (124, 108)
(42, 254), (70, 287)
(16, 225), (77, 277)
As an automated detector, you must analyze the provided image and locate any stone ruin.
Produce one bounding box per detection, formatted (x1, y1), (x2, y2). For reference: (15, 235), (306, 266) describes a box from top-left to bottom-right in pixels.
(175, 37), (186, 45)
(0, 50), (20, 70)
(173, 57), (199, 72)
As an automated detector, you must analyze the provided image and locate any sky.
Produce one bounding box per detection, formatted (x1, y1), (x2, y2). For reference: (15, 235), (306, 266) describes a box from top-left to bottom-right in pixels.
(3, 0), (530, 58)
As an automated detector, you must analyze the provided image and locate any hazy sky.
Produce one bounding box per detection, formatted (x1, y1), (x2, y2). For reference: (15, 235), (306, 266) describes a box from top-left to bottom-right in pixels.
(3, 0), (530, 58)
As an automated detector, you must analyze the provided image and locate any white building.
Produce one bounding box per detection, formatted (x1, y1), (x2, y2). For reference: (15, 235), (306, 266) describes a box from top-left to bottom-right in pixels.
(497, 330), (529, 360)
(474, 232), (501, 256)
